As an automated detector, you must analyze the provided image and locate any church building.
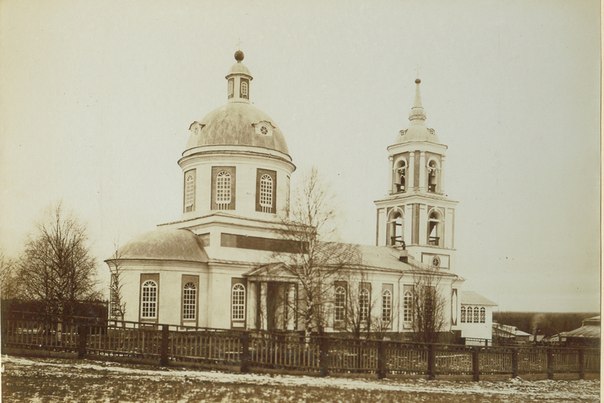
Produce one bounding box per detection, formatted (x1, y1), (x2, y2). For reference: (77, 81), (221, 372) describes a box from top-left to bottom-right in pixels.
(107, 51), (496, 343)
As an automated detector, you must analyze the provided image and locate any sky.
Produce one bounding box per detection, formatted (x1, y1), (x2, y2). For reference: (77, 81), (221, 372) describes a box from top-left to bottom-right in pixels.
(0, 0), (600, 312)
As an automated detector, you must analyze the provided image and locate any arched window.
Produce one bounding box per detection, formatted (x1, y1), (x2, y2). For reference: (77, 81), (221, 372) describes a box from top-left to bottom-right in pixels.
(259, 174), (273, 213)
(335, 286), (346, 322)
(184, 170), (195, 213)
(388, 209), (404, 247)
(427, 160), (439, 193)
(359, 288), (370, 322)
(141, 280), (158, 319)
(183, 282), (197, 320)
(473, 307), (480, 323)
(394, 159), (407, 192)
(241, 80), (249, 98)
(403, 290), (413, 323)
(382, 290), (392, 322)
(428, 210), (442, 246)
(480, 307), (486, 323)
(467, 306), (473, 323)
(231, 284), (246, 321)
(216, 171), (232, 209)
(460, 306), (466, 323)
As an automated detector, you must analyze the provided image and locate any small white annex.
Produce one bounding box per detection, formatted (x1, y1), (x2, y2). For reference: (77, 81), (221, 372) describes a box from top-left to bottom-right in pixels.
(107, 51), (496, 342)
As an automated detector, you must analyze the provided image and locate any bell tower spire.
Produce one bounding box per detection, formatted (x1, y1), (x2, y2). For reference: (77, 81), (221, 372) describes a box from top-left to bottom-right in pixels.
(374, 78), (458, 271)
(226, 50), (253, 103)
(409, 79), (426, 124)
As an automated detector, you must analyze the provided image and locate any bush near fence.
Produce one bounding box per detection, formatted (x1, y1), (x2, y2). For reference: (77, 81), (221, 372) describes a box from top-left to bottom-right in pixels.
(2, 313), (599, 381)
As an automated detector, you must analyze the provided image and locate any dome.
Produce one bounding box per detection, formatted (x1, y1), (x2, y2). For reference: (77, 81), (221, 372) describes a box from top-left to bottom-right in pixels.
(227, 62), (251, 77)
(113, 228), (208, 262)
(186, 102), (290, 155)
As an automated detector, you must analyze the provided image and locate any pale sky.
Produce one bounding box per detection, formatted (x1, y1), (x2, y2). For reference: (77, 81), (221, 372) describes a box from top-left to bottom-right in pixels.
(0, 0), (600, 312)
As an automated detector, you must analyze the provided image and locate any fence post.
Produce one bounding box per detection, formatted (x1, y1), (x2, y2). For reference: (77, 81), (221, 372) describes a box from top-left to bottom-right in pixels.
(546, 348), (554, 380)
(471, 347), (480, 382)
(77, 324), (88, 359)
(427, 343), (436, 380)
(578, 348), (585, 380)
(511, 348), (519, 378)
(319, 336), (329, 377)
(240, 332), (250, 373)
(376, 340), (387, 379)
(160, 325), (169, 367)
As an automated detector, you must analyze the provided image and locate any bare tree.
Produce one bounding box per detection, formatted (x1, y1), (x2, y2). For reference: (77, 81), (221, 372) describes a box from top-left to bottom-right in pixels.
(275, 167), (359, 336)
(411, 268), (446, 343)
(17, 203), (99, 316)
(0, 252), (19, 300)
(341, 270), (374, 339)
(106, 245), (126, 322)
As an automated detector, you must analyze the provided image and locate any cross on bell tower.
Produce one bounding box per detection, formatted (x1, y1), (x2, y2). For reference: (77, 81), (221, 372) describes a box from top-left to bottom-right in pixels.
(374, 79), (458, 270)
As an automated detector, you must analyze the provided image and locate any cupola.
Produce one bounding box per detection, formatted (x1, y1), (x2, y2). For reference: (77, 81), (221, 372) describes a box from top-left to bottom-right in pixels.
(396, 79), (440, 143)
(226, 50), (252, 103)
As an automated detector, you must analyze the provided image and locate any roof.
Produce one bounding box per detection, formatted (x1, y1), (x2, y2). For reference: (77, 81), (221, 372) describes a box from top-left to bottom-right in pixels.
(460, 291), (497, 306)
(561, 317), (601, 339)
(186, 102), (290, 155)
(111, 228), (208, 263)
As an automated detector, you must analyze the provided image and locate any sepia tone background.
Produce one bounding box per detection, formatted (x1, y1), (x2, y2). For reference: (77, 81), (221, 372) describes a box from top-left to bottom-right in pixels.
(0, 0), (600, 312)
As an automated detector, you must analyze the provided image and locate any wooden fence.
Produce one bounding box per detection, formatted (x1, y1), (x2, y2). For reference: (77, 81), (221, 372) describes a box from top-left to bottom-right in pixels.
(2, 313), (599, 381)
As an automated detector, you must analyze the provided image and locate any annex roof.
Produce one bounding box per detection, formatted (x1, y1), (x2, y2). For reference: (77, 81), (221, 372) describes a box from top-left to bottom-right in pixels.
(460, 291), (497, 306)
(111, 228), (208, 263)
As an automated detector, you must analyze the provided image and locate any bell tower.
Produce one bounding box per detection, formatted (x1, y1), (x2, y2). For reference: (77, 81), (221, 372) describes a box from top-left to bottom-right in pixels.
(374, 79), (458, 270)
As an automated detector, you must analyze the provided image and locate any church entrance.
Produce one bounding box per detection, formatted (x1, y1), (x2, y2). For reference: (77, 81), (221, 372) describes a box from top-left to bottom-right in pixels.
(265, 282), (297, 331)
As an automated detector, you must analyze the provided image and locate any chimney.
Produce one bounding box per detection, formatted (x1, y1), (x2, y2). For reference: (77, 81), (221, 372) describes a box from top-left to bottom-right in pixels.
(399, 250), (409, 263)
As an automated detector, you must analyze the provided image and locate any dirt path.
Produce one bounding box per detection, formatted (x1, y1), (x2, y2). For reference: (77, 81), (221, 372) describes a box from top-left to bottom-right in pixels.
(1, 355), (600, 402)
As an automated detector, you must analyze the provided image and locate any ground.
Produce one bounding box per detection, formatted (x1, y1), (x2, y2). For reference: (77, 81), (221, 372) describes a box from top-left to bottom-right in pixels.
(1, 355), (600, 402)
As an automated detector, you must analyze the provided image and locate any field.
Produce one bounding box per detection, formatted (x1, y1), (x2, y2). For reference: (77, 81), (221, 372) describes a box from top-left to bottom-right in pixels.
(1, 355), (600, 402)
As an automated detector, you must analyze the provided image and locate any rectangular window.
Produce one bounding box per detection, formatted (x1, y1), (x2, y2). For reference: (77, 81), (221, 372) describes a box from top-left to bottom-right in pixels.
(255, 169), (277, 213)
(211, 166), (236, 210)
(184, 169), (196, 213)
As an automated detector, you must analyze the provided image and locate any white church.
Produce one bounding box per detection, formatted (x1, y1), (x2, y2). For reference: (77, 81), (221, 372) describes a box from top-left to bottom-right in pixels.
(107, 51), (496, 343)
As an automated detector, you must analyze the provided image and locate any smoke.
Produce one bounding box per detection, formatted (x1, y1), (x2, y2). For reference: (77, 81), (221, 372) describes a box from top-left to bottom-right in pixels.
(531, 313), (545, 335)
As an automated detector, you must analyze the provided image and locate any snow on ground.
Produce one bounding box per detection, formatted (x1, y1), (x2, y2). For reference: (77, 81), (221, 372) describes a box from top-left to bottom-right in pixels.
(2, 355), (600, 402)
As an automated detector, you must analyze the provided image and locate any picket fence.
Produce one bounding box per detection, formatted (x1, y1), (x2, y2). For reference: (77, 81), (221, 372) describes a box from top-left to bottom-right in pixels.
(2, 313), (600, 381)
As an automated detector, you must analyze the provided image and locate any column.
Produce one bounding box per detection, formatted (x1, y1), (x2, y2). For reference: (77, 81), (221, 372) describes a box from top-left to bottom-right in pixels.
(408, 152), (415, 190)
(419, 152), (426, 192)
(260, 282), (268, 330)
(419, 204), (428, 245)
(440, 155), (446, 194)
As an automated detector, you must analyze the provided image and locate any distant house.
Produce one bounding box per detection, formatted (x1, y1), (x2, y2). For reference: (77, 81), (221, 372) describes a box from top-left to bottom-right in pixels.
(492, 322), (532, 345)
(458, 291), (498, 345)
(553, 316), (600, 347)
